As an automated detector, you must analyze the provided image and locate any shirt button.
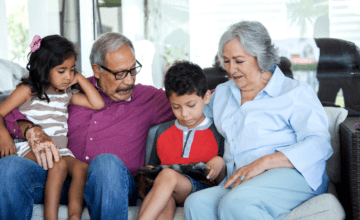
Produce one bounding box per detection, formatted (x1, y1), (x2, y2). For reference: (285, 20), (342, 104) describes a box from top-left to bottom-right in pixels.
(16, 136), (18, 138)
(85, 156), (89, 160)
(107, 107), (109, 109)
(184, 131), (188, 135)
(90, 138), (93, 141)
(94, 121), (97, 124)
(13, 129), (16, 132)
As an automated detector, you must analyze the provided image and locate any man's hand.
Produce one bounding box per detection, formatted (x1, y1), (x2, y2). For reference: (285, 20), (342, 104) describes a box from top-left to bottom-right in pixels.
(0, 133), (16, 158)
(138, 165), (155, 200)
(26, 126), (60, 170)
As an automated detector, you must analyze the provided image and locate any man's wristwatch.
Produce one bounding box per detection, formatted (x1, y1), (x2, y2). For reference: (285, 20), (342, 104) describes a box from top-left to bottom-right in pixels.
(24, 124), (42, 140)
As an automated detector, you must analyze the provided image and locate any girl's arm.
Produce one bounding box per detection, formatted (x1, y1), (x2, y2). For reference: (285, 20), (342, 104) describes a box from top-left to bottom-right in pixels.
(69, 74), (105, 110)
(0, 85), (31, 157)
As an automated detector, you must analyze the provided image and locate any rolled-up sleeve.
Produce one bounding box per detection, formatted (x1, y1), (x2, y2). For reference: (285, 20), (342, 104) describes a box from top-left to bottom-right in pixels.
(4, 108), (31, 139)
(277, 84), (333, 190)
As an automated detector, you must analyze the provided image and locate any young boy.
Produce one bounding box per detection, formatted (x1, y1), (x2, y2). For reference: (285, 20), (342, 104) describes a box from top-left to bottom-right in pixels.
(137, 61), (226, 220)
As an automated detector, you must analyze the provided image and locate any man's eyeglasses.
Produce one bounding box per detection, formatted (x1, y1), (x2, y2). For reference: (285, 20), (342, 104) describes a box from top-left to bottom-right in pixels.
(100, 60), (142, 80)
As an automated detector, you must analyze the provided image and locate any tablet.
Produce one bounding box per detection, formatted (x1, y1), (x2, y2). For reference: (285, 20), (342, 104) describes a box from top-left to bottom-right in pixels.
(138, 162), (210, 180)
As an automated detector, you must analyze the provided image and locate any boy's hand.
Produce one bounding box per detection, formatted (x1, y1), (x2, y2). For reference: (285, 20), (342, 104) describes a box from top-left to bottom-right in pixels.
(138, 165), (155, 200)
(205, 156), (226, 181)
(0, 134), (16, 158)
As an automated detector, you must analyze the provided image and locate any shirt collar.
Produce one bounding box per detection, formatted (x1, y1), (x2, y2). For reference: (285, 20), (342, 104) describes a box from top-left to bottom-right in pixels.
(262, 65), (286, 98)
(88, 76), (132, 102)
(175, 116), (213, 131)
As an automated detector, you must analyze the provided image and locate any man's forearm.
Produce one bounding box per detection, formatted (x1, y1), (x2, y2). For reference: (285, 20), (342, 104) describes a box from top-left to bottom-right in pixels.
(3, 108), (31, 138)
(17, 120), (33, 139)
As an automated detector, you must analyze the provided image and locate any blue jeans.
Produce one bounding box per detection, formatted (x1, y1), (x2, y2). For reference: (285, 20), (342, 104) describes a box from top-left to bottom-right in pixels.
(184, 175), (211, 193)
(0, 154), (138, 220)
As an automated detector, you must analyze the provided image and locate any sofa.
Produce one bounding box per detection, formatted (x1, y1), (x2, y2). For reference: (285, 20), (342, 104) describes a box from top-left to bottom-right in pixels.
(27, 106), (347, 220)
(1, 37), (359, 219)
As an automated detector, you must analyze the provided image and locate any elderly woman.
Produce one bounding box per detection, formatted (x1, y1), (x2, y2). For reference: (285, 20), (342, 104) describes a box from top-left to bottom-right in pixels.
(184, 21), (333, 219)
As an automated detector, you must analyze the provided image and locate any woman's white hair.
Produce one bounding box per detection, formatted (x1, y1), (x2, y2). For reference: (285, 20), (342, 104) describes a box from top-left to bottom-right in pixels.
(90, 32), (135, 73)
(218, 21), (279, 72)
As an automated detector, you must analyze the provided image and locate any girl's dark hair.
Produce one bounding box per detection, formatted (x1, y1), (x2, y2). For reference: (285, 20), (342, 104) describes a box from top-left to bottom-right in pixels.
(21, 35), (77, 102)
(164, 61), (208, 98)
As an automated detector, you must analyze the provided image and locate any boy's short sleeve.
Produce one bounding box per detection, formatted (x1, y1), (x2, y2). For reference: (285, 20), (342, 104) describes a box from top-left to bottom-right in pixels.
(209, 122), (225, 157)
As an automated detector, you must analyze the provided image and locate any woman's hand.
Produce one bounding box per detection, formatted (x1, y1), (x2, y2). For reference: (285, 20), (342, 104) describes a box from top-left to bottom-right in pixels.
(224, 157), (267, 189)
(206, 156), (226, 182)
(138, 165), (155, 200)
(26, 126), (60, 170)
(223, 152), (295, 189)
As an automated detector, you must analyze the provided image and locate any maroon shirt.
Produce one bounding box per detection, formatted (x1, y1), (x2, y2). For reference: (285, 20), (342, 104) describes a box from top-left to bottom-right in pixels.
(4, 77), (175, 176)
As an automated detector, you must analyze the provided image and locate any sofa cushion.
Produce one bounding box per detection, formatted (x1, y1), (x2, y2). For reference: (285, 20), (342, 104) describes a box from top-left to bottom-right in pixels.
(0, 59), (27, 92)
(128, 206), (185, 220)
(32, 204), (186, 220)
(324, 107), (348, 185)
(283, 193), (345, 220)
(33, 204), (90, 220)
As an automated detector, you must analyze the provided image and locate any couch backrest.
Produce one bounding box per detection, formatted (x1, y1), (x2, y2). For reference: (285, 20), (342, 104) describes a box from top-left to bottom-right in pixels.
(315, 38), (360, 76)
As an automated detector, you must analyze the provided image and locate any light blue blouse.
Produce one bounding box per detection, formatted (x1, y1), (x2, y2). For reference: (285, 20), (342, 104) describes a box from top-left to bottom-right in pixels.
(204, 66), (332, 191)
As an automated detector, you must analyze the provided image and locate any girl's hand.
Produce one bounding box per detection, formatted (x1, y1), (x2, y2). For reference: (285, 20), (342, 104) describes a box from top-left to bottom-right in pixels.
(206, 156), (226, 181)
(223, 157), (267, 189)
(26, 126), (60, 170)
(69, 73), (105, 110)
(67, 72), (83, 89)
(0, 134), (16, 158)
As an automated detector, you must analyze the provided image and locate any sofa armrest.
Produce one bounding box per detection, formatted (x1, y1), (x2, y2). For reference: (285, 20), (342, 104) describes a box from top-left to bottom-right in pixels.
(145, 124), (162, 165)
(340, 117), (360, 219)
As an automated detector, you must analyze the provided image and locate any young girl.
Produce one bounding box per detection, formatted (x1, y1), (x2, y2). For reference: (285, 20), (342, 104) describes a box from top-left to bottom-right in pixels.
(0, 35), (105, 220)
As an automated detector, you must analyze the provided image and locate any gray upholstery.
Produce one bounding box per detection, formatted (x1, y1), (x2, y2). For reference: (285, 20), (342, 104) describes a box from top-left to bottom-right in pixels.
(283, 194), (345, 220)
(0, 59), (27, 92)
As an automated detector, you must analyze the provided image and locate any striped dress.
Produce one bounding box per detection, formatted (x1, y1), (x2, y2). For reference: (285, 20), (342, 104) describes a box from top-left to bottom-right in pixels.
(15, 89), (76, 158)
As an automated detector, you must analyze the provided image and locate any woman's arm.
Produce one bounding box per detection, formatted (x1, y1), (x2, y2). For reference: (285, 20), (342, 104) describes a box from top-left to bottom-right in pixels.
(69, 74), (105, 110)
(223, 152), (294, 189)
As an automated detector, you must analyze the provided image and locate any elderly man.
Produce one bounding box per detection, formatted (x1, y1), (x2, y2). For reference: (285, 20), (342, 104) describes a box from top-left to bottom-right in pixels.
(0, 32), (174, 219)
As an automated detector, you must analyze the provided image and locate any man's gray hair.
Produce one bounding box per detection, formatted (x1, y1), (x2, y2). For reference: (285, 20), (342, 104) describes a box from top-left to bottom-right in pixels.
(218, 21), (279, 72)
(90, 32), (135, 72)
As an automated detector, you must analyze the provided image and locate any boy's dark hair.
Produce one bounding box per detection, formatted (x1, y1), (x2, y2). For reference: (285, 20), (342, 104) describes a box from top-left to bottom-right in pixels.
(21, 35), (77, 102)
(164, 61), (208, 98)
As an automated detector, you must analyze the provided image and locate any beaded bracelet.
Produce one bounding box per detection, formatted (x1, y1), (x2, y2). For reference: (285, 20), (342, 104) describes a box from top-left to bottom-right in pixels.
(24, 124), (41, 140)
